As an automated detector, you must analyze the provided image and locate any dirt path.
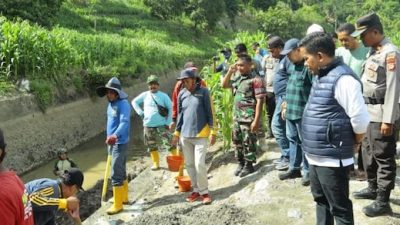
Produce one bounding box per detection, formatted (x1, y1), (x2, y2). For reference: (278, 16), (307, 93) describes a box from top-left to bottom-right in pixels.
(79, 140), (400, 225)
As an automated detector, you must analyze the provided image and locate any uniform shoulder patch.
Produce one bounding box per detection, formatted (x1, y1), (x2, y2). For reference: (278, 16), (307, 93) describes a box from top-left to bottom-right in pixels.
(386, 52), (396, 71)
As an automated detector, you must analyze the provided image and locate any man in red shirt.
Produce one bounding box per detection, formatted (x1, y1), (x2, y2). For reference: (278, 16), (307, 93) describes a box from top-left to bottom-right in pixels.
(0, 128), (35, 225)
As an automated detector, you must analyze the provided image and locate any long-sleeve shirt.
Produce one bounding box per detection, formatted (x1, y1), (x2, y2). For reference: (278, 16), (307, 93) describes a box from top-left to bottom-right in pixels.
(172, 80), (207, 122)
(306, 75), (370, 167)
(285, 63), (313, 120)
(174, 86), (217, 138)
(107, 98), (131, 144)
(25, 178), (68, 225)
(273, 56), (291, 98)
(132, 90), (172, 127)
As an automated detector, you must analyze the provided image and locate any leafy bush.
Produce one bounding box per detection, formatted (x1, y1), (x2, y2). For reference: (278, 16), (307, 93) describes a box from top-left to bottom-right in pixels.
(30, 80), (53, 112)
(0, 0), (65, 27)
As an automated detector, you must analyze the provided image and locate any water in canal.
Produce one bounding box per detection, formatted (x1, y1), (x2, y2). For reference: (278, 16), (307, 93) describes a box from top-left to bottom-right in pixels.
(21, 119), (146, 190)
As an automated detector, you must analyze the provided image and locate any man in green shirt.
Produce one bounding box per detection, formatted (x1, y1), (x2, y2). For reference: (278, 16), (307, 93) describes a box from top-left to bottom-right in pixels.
(336, 23), (370, 181)
(336, 23), (370, 77)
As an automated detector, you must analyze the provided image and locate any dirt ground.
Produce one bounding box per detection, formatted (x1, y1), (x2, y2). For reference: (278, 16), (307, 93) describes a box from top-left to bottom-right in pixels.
(73, 139), (400, 225)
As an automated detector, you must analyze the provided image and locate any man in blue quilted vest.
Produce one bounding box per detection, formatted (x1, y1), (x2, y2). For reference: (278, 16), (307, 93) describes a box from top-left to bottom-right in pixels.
(299, 32), (370, 224)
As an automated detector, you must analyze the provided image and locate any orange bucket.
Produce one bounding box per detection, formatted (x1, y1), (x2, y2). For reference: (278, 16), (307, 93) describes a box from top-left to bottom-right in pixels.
(166, 155), (183, 172)
(177, 176), (191, 192)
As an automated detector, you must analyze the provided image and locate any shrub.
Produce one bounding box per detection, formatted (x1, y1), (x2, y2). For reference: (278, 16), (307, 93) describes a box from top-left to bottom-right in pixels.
(30, 80), (53, 112)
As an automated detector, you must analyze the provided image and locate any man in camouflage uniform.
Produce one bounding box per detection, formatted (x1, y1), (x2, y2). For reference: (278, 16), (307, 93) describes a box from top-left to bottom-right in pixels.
(222, 54), (266, 177)
(351, 13), (400, 217)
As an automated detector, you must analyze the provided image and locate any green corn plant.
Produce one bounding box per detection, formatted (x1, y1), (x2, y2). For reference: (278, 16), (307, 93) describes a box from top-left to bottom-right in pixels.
(201, 66), (233, 151)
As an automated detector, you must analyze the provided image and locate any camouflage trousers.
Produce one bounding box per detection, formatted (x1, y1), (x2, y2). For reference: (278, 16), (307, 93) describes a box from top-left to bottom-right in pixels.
(144, 126), (173, 152)
(232, 122), (257, 162)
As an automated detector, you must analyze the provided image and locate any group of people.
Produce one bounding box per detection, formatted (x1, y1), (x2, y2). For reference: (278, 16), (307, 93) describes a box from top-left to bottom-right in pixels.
(215, 11), (399, 224)
(0, 11), (398, 225)
(222, 13), (400, 224)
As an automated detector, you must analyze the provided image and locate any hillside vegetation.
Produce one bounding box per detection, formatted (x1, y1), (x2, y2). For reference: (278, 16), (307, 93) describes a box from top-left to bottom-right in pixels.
(1, 0), (400, 111)
(0, 0), (231, 109)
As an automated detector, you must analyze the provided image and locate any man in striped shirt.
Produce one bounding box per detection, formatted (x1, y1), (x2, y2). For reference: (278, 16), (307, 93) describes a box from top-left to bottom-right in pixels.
(25, 168), (84, 225)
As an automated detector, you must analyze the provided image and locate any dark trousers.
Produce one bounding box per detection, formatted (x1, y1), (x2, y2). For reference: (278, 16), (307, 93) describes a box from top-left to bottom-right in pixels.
(362, 122), (396, 192)
(357, 145), (364, 170)
(396, 104), (400, 143)
(33, 211), (55, 225)
(310, 164), (354, 225)
(265, 92), (276, 136)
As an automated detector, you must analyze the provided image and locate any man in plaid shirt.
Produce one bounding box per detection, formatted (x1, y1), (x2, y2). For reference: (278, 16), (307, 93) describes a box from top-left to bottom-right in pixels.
(278, 38), (313, 186)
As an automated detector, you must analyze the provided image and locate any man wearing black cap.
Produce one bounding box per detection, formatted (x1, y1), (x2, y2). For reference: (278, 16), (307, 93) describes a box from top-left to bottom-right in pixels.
(96, 77), (131, 214)
(214, 48), (232, 76)
(0, 128), (34, 225)
(351, 12), (400, 217)
(278, 38), (313, 186)
(25, 168), (84, 225)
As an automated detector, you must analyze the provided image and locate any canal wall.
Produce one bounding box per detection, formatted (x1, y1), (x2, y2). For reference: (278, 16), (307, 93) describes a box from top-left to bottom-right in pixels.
(1, 71), (179, 175)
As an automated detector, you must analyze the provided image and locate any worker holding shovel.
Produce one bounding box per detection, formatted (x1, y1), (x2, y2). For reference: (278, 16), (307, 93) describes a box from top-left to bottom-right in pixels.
(96, 77), (131, 215)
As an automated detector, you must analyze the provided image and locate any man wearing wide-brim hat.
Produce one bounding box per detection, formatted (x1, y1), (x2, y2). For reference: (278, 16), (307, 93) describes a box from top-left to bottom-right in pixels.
(96, 77), (131, 215)
(351, 12), (400, 217)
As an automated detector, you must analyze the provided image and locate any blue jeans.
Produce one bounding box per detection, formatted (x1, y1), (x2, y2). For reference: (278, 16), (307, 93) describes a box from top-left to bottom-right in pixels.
(108, 144), (127, 186)
(286, 118), (309, 175)
(271, 96), (290, 158)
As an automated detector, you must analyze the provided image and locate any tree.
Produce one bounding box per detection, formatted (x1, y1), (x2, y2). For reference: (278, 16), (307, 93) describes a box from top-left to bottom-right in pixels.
(143, 0), (188, 20)
(224, 0), (241, 29)
(0, 0), (65, 27)
(186, 0), (225, 30)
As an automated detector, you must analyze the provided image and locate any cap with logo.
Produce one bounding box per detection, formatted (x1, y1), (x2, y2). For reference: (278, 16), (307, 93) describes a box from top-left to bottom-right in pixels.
(351, 12), (382, 37)
(61, 168), (85, 191)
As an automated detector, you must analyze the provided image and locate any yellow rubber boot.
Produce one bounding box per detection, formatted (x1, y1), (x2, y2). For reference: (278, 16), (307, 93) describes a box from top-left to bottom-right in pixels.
(150, 151), (160, 170)
(122, 180), (129, 204)
(178, 156), (185, 177)
(106, 186), (124, 215)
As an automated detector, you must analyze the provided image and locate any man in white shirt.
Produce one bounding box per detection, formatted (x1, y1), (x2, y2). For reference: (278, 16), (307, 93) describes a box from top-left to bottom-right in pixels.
(299, 32), (370, 224)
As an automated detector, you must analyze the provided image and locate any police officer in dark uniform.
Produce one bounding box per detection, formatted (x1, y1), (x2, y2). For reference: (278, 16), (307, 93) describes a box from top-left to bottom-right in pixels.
(351, 12), (400, 217)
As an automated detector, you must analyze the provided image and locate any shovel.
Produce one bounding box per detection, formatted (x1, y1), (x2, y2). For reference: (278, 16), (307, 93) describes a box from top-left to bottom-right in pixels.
(101, 145), (112, 205)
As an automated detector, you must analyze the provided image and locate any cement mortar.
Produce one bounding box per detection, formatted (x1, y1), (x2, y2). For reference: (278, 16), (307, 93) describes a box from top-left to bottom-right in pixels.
(1, 71), (178, 175)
